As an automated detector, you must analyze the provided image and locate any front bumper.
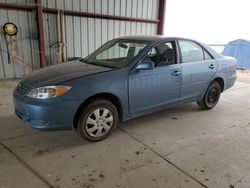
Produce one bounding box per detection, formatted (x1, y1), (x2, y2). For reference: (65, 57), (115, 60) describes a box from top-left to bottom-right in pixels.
(13, 88), (81, 131)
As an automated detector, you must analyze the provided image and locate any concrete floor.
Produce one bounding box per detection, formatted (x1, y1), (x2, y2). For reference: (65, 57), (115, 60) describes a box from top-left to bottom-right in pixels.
(1, 80), (250, 188)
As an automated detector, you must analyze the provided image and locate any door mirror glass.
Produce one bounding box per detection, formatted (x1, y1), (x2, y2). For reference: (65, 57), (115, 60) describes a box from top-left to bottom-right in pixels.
(136, 61), (155, 70)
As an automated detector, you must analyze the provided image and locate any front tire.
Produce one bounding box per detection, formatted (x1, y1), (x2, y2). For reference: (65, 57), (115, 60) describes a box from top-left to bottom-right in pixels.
(197, 81), (221, 110)
(77, 99), (119, 142)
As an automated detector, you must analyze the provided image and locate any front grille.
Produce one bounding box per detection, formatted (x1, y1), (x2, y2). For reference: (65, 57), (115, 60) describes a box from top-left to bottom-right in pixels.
(17, 83), (30, 95)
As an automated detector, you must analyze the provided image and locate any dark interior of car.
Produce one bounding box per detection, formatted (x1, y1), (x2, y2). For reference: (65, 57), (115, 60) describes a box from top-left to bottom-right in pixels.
(144, 42), (176, 67)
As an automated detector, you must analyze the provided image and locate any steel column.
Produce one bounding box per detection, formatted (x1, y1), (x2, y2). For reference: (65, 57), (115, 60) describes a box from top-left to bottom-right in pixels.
(36, 0), (47, 68)
(157, 0), (167, 35)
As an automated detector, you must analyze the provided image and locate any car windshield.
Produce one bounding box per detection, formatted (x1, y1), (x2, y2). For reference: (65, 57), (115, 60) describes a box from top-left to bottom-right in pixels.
(83, 39), (149, 68)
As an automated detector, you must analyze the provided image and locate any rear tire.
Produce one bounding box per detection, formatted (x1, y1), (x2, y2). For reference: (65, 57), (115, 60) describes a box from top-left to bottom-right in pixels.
(77, 99), (119, 142)
(197, 81), (221, 110)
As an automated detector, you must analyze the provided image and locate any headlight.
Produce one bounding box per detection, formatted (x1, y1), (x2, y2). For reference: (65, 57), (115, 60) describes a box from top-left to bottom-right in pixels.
(26, 86), (71, 99)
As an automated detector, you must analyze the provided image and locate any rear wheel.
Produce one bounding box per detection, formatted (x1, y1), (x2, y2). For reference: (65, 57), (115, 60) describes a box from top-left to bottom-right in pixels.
(77, 99), (119, 142)
(197, 81), (221, 110)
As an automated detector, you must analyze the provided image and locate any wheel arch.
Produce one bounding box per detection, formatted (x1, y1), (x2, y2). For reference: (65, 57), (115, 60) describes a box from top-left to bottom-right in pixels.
(73, 93), (123, 130)
(213, 77), (225, 92)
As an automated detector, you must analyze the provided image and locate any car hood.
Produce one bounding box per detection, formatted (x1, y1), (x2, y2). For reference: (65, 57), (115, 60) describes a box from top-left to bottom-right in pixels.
(20, 60), (114, 88)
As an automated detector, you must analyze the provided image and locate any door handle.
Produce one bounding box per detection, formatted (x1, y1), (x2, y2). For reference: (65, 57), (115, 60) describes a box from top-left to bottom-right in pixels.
(171, 70), (181, 76)
(209, 64), (215, 69)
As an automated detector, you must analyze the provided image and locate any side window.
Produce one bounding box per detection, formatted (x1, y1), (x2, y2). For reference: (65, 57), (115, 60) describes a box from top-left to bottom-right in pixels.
(204, 50), (213, 60)
(143, 41), (176, 67)
(148, 48), (157, 56)
(179, 40), (204, 63)
(179, 40), (214, 63)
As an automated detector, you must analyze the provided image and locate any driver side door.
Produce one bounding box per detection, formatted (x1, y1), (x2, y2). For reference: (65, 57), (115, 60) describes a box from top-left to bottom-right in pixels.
(129, 41), (182, 117)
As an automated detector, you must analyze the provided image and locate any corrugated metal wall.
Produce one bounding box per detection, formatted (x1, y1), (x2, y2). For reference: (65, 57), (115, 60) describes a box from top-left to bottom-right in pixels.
(43, 0), (159, 64)
(0, 0), (34, 5)
(0, 0), (159, 79)
(0, 0), (40, 79)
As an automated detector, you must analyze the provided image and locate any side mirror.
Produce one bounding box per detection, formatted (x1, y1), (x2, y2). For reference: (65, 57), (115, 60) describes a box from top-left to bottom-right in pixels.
(136, 60), (155, 70)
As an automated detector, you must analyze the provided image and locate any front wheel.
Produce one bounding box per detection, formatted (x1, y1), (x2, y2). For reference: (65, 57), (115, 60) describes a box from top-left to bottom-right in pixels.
(197, 81), (221, 110)
(77, 99), (119, 142)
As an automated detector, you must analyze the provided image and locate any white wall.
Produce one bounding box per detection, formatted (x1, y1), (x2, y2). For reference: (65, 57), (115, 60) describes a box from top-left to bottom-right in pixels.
(165, 0), (250, 44)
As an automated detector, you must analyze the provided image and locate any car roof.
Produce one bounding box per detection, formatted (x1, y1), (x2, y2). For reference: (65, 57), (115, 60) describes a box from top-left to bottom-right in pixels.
(116, 35), (189, 42)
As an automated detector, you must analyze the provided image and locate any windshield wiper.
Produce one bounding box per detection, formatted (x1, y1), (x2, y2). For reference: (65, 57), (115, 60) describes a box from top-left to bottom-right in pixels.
(92, 63), (117, 69)
(82, 60), (118, 69)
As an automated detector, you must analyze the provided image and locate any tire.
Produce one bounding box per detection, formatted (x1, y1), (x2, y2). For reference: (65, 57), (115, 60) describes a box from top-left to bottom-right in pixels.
(197, 81), (221, 110)
(77, 99), (119, 142)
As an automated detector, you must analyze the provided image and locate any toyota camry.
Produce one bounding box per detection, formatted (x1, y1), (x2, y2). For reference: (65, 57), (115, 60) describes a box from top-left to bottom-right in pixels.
(13, 36), (237, 141)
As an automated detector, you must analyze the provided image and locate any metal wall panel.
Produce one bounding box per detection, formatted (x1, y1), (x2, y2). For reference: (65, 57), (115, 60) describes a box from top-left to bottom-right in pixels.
(43, 13), (59, 65)
(42, 0), (159, 20)
(80, 17), (88, 57)
(1, 0), (159, 78)
(52, 0), (159, 60)
(0, 8), (39, 79)
(61, 18), (158, 60)
(0, 0), (34, 4)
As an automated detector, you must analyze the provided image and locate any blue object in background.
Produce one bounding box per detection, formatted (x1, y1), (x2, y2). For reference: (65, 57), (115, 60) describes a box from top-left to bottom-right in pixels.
(222, 39), (250, 70)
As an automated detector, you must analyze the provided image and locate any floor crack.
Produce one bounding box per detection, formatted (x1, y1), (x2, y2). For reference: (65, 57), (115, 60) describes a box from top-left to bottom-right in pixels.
(232, 175), (246, 187)
(0, 142), (54, 188)
(0, 132), (40, 142)
(119, 127), (208, 188)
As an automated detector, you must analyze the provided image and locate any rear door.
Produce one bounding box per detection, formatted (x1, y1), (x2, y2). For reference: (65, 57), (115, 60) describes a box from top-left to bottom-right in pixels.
(178, 40), (218, 101)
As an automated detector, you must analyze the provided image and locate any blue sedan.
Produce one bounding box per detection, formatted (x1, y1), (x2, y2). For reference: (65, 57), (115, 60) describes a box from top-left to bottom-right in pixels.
(13, 36), (237, 141)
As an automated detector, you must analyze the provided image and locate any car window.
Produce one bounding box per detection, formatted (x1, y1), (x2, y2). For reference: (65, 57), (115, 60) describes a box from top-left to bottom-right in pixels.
(143, 41), (176, 67)
(148, 48), (157, 56)
(96, 42), (146, 61)
(179, 40), (204, 63)
(179, 40), (213, 63)
(204, 50), (213, 60)
(85, 40), (148, 68)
